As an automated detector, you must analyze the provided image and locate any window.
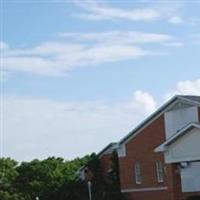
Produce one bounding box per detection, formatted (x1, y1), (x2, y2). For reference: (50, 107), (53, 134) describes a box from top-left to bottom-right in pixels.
(134, 161), (142, 184)
(156, 161), (164, 183)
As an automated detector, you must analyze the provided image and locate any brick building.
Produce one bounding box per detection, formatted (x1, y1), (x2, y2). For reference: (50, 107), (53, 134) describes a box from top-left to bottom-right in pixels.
(80, 95), (200, 200)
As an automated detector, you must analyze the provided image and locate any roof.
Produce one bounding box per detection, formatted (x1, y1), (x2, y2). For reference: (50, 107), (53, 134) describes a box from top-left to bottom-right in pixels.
(77, 142), (117, 174)
(97, 142), (117, 158)
(155, 122), (200, 152)
(180, 95), (200, 104)
(119, 95), (200, 145)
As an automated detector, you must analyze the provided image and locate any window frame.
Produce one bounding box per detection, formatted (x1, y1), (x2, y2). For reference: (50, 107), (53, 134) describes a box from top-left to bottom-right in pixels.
(156, 161), (164, 183)
(134, 161), (142, 184)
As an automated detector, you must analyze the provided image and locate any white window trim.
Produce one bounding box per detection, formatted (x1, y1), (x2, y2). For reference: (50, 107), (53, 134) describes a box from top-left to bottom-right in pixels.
(135, 161), (142, 184)
(121, 186), (168, 193)
(156, 161), (164, 183)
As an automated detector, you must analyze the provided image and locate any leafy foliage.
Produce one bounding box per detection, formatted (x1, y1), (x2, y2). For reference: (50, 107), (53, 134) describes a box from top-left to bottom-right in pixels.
(0, 158), (18, 191)
(0, 191), (26, 200)
(0, 156), (90, 200)
(86, 151), (123, 200)
(0, 153), (123, 200)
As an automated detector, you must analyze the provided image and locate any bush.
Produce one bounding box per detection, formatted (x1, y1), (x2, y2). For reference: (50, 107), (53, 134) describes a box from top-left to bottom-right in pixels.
(186, 195), (200, 200)
(0, 191), (27, 200)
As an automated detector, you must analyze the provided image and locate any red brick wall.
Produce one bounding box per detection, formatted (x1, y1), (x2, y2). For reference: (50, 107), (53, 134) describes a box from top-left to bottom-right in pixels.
(118, 115), (182, 200)
(99, 153), (112, 180)
(123, 190), (173, 200)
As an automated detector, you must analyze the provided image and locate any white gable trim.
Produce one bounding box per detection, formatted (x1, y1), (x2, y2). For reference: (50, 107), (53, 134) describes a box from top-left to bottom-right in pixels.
(155, 122), (200, 152)
(165, 157), (200, 163)
(179, 96), (200, 107)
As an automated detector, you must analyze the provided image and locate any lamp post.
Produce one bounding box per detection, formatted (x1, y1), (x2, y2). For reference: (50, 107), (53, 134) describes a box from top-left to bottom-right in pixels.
(88, 181), (92, 200)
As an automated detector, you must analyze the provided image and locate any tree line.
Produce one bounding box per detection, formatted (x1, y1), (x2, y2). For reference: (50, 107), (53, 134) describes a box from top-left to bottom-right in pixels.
(0, 152), (123, 200)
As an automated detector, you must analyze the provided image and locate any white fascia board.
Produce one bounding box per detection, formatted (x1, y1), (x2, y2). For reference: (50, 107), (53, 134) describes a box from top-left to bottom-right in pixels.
(165, 156), (200, 164)
(154, 122), (200, 153)
(154, 144), (166, 152)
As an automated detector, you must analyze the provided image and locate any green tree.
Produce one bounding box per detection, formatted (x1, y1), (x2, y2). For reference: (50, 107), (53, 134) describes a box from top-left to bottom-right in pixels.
(15, 156), (91, 200)
(0, 191), (26, 200)
(0, 155), (92, 200)
(0, 158), (27, 200)
(0, 158), (18, 191)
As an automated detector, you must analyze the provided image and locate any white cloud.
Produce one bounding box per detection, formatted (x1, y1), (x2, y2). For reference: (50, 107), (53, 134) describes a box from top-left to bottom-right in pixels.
(127, 90), (157, 114)
(2, 79), (200, 161)
(0, 41), (9, 50)
(175, 80), (200, 95)
(72, 0), (185, 23)
(165, 79), (200, 100)
(1, 31), (179, 77)
(163, 42), (184, 47)
(168, 16), (184, 24)
(59, 31), (173, 44)
(2, 42), (148, 76)
(73, 0), (160, 21)
(190, 18), (200, 26)
(1, 91), (156, 161)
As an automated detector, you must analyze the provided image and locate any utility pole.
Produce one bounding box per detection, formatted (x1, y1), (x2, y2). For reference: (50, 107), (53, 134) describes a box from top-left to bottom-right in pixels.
(88, 181), (92, 200)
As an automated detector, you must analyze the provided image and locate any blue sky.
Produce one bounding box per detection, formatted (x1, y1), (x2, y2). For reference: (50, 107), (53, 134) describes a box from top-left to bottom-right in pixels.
(1, 0), (200, 161)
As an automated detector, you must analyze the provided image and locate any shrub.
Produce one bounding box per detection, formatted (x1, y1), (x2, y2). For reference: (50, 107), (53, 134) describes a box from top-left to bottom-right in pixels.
(186, 195), (200, 200)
